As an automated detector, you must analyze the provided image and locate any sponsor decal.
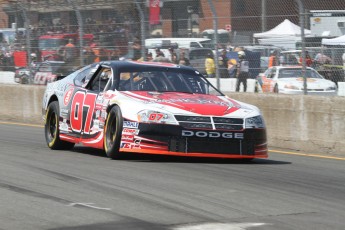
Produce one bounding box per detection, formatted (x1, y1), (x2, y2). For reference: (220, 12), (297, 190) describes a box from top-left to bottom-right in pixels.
(96, 95), (104, 104)
(123, 121), (139, 128)
(122, 134), (134, 141)
(95, 110), (100, 118)
(181, 130), (244, 139)
(93, 120), (100, 131)
(60, 108), (69, 116)
(123, 128), (139, 135)
(60, 119), (69, 132)
(120, 141), (141, 149)
(63, 88), (74, 106)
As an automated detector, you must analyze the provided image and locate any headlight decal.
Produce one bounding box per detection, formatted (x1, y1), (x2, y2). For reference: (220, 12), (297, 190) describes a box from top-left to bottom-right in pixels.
(245, 115), (265, 129)
(137, 110), (178, 125)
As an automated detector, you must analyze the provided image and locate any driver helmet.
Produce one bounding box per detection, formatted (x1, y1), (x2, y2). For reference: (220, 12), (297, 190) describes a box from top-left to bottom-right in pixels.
(238, 51), (245, 59)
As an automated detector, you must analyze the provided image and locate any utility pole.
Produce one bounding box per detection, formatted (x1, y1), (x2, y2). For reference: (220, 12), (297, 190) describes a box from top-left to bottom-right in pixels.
(261, 0), (267, 32)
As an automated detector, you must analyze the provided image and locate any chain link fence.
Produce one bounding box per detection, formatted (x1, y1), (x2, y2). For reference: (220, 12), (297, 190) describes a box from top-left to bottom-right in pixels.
(0, 0), (344, 90)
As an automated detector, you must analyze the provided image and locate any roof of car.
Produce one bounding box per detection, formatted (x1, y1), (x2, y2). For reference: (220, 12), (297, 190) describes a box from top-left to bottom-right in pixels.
(103, 60), (196, 72)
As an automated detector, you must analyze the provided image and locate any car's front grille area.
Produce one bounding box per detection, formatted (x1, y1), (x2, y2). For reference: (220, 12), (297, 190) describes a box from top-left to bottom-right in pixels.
(215, 124), (242, 130)
(175, 115), (211, 122)
(178, 122), (213, 129)
(174, 115), (244, 131)
(169, 137), (254, 155)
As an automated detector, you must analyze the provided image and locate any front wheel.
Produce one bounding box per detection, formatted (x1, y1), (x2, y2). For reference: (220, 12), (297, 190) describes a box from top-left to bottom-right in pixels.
(45, 101), (75, 150)
(104, 106), (123, 159)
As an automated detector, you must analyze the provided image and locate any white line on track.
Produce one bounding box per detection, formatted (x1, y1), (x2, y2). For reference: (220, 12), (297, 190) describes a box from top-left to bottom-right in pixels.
(172, 222), (267, 230)
(68, 202), (112, 211)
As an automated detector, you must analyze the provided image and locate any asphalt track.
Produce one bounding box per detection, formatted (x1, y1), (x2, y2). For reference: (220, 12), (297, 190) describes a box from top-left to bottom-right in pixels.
(0, 122), (344, 230)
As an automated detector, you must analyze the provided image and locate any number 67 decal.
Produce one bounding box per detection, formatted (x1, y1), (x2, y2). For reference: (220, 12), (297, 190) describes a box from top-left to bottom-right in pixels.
(70, 92), (97, 134)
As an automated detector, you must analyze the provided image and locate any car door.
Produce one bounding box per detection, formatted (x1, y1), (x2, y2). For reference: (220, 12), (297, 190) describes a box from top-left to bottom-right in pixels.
(261, 68), (273, 92)
(66, 65), (101, 142)
(263, 68), (277, 92)
(78, 66), (114, 148)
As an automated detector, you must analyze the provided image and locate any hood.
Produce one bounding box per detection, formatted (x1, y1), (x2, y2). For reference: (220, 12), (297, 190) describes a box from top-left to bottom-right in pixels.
(120, 91), (250, 116)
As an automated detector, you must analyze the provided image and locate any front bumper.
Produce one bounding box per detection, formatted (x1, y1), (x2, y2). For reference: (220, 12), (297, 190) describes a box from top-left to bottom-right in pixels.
(119, 122), (268, 159)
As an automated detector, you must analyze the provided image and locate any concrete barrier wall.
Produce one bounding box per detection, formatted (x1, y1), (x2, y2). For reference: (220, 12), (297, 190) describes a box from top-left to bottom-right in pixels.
(1, 84), (344, 156)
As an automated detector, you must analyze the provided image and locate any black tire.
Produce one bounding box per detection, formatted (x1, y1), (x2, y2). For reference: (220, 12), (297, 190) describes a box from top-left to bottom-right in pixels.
(45, 101), (75, 150)
(104, 106), (123, 159)
(273, 84), (279, 93)
(21, 75), (29, 84)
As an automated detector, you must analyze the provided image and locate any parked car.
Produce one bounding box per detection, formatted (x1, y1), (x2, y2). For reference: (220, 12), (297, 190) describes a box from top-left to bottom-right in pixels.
(258, 66), (337, 95)
(188, 48), (214, 76)
(42, 61), (268, 160)
(33, 61), (71, 85)
(14, 63), (40, 84)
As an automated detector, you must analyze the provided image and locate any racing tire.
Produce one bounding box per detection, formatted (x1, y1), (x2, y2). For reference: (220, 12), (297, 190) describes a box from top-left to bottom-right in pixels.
(273, 84), (279, 93)
(45, 101), (75, 150)
(104, 106), (123, 159)
(21, 75), (29, 84)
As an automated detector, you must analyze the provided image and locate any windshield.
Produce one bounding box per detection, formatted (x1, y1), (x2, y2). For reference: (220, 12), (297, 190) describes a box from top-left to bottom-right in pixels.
(199, 40), (213, 49)
(279, 69), (323, 79)
(39, 39), (67, 50)
(118, 70), (222, 95)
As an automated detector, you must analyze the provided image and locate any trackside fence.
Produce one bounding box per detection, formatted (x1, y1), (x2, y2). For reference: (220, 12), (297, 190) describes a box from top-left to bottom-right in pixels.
(0, 0), (344, 94)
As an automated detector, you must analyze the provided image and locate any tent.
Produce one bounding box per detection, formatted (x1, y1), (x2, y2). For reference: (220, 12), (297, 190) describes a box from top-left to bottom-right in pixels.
(254, 19), (311, 38)
(322, 35), (345, 46)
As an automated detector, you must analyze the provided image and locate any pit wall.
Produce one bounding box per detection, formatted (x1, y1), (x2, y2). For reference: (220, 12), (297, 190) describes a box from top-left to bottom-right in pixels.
(1, 84), (344, 156)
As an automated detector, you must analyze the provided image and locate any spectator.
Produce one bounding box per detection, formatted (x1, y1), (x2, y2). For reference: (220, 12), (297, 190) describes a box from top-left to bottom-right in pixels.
(314, 52), (332, 65)
(236, 51), (250, 92)
(268, 50), (279, 67)
(178, 51), (190, 66)
(84, 46), (96, 64)
(299, 51), (313, 67)
(227, 59), (237, 78)
(63, 39), (77, 62)
(219, 49), (229, 78)
(153, 51), (170, 63)
(169, 47), (178, 64)
(147, 52), (153, 61)
(205, 52), (215, 78)
(132, 38), (141, 61)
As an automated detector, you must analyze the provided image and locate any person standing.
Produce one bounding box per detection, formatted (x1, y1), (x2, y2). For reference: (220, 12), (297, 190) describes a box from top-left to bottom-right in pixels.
(205, 52), (215, 78)
(299, 51), (313, 67)
(268, 50), (279, 68)
(169, 47), (178, 64)
(227, 59), (237, 78)
(236, 51), (250, 92)
(63, 39), (76, 62)
(220, 49), (229, 78)
(178, 51), (190, 66)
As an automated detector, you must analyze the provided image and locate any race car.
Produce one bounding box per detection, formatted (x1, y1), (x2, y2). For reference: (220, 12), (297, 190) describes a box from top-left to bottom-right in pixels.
(258, 66), (337, 95)
(42, 61), (267, 160)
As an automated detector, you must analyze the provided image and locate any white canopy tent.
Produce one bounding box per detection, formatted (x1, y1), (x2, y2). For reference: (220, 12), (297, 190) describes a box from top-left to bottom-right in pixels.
(322, 35), (345, 46)
(254, 19), (311, 38)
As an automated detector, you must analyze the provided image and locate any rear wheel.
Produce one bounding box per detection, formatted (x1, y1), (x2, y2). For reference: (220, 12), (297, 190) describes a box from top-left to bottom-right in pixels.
(45, 101), (75, 150)
(104, 106), (123, 159)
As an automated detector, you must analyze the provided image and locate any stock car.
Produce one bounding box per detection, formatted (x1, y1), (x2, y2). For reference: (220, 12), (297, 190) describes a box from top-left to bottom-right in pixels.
(42, 61), (267, 160)
(258, 66), (337, 95)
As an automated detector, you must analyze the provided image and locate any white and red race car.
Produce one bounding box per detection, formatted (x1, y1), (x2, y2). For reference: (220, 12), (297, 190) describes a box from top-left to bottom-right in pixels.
(42, 61), (267, 160)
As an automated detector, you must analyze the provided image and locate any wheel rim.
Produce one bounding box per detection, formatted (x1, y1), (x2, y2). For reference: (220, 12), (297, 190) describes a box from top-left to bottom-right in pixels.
(48, 112), (57, 142)
(106, 115), (117, 150)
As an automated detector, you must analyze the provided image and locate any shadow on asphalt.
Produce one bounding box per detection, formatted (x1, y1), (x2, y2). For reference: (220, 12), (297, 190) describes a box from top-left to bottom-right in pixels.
(71, 146), (290, 165)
